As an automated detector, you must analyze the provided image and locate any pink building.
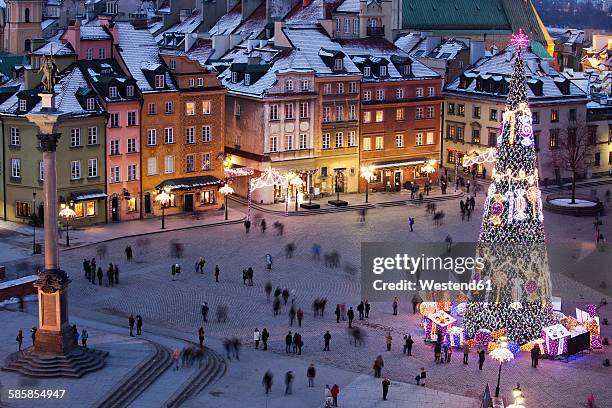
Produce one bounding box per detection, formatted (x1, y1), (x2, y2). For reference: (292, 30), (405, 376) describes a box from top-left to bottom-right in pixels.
(61, 19), (113, 61)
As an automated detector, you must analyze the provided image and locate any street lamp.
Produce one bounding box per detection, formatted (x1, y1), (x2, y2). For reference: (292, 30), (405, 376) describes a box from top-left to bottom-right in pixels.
(219, 184), (234, 220)
(506, 383), (525, 408)
(58, 205), (76, 247)
(155, 188), (171, 229)
(289, 175), (304, 212)
(32, 191), (36, 254)
(422, 160), (436, 181)
(360, 166), (374, 203)
(489, 336), (515, 398)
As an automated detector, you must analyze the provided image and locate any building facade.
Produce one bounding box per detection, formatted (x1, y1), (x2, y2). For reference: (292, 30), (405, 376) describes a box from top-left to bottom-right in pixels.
(3, 0), (43, 54)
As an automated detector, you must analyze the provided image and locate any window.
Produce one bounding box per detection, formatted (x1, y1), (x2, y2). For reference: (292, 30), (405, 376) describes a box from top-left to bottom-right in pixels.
(457, 126), (464, 141)
(489, 131), (497, 147)
(85, 201), (95, 217)
(285, 103), (294, 120)
(185, 127), (195, 144)
(109, 86), (117, 98)
(609, 152), (612, 165)
(202, 153), (211, 170)
(74, 202), (84, 217)
(415, 107), (423, 119)
(299, 102), (309, 118)
(170, 59), (176, 70)
(127, 111), (137, 126)
(335, 18), (340, 32)
(110, 166), (120, 183)
(86, 127), (97, 146)
(147, 129), (157, 145)
(363, 138), (371, 150)
(110, 112), (120, 128)
(379, 66), (387, 76)
(186, 154), (196, 172)
(148, 103), (157, 115)
(427, 86), (435, 97)
(363, 90), (372, 101)
(353, 19), (359, 34)
(234, 101), (241, 116)
(415, 133), (423, 146)
(124, 138), (135, 153)
(594, 152), (601, 167)
(323, 83), (332, 94)
(186, 102), (195, 116)
(147, 157), (157, 175)
(164, 127), (174, 144)
(335, 132), (343, 148)
(426, 131), (434, 145)
(396, 108), (405, 121)
(416, 87), (424, 97)
(127, 164), (137, 181)
(322, 133), (331, 149)
(549, 129), (558, 149)
(375, 110), (383, 122)
(532, 111), (539, 124)
(396, 88), (404, 99)
(569, 108), (577, 122)
(197, 78), (204, 87)
(447, 125), (456, 140)
(395, 134), (404, 148)
(337, 82), (344, 94)
(490, 109), (498, 121)
(86, 48), (93, 60)
(458, 104), (465, 116)
(551, 109), (558, 122)
(88, 158), (98, 178)
(334, 59), (343, 71)
(18, 99), (27, 111)
(231, 71), (238, 83)
(344, 18), (350, 33)
(376, 89), (384, 100)
(11, 158), (20, 178)
(71, 128), (81, 147)
(348, 105), (356, 120)
(364, 66), (371, 77)
(99, 48), (106, 59)
(336, 105), (344, 121)
(426, 107), (434, 119)
(375, 136), (384, 150)
(110, 139), (120, 155)
(473, 106), (481, 118)
(202, 126), (211, 143)
(10, 127), (19, 146)
(448, 103), (455, 115)
(15, 202), (30, 217)
(200, 190), (215, 205)
(126, 85), (134, 97)
(165, 101), (173, 114)
(202, 100), (211, 115)
(285, 134), (294, 150)
(301, 79), (309, 91)
(299, 133), (308, 149)
(71, 160), (81, 180)
(472, 129), (481, 144)
(285, 80), (294, 92)
(86, 97), (95, 110)
(155, 75), (165, 89)
(269, 136), (278, 152)
(164, 155), (175, 173)
(363, 111), (372, 123)
(349, 82), (357, 93)
(348, 131), (356, 147)
(188, 78), (195, 87)
(270, 104), (279, 120)
(403, 64), (412, 76)
(323, 106), (331, 122)
(39, 160), (43, 180)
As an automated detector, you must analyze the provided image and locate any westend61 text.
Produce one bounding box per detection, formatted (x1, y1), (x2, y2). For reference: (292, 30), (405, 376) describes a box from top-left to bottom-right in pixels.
(372, 279), (493, 292)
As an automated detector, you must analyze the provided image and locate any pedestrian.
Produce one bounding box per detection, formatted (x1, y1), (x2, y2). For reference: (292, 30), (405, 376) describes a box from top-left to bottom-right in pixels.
(373, 355), (384, 378)
(364, 300), (370, 318)
(114, 265), (119, 285)
(434, 341), (441, 363)
(531, 345), (540, 368)
(312, 243), (321, 260)
(289, 306), (296, 326)
(128, 314), (135, 336)
(30, 326), (37, 345)
(172, 264), (177, 281)
(282, 288), (289, 305)
(447, 345), (452, 363)
(409, 216), (414, 232)
(262, 370), (273, 394)
(197, 257), (206, 274)
(244, 219), (251, 233)
(419, 367), (427, 386)
(201, 302), (209, 322)
(198, 327), (205, 348)
(284, 370), (294, 395)
(261, 218), (267, 233)
(285, 331), (292, 354)
(266, 253), (273, 270)
(254, 328), (261, 349)
(357, 301), (364, 320)
(81, 329), (88, 348)
(323, 330), (331, 351)
(296, 332), (303, 355)
(412, 293), (421, 314)
(382, 377), (391, 400)
(478, 349), (485, 370)
(172, 348), (181, 370)
(392, 297), (398, 315)
(404, 335), (414, 356)
(262, 328), (269, 350)
(306, 363), (316, 387)
(97, 267), (103, 285)
(442, 342), (449, 362)
(385, 331), (392, 351)
(16, 329), (23, 351)
(463, 342), (470, 364)
(335, 304), (341, 323)
(331, 384), (339, 406)
(347, 307), (354, 328)
(83, 258), (90, 279)
(466, 179), (471, 193)
(136, 315), (143, 335)
(214, 265), (220, 282)
(325, 384), (333, 406)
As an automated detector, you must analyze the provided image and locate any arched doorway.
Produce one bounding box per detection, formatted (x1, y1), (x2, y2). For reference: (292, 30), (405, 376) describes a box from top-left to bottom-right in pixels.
(111, 195), (119, 221)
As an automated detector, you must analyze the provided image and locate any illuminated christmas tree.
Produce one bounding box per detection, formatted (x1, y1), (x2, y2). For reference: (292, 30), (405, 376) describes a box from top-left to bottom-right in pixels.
(462, 31), (554, 344)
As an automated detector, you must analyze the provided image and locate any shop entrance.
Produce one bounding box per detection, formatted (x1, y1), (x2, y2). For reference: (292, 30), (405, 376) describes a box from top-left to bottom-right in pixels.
(111, 196), (119, 222)
(184, 193), (194, 212)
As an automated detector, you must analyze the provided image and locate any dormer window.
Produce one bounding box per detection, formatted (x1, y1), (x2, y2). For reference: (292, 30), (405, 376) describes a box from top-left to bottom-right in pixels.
(334, 58), (343, 71)
(244, 74), (251, 86)
(197, 78), (203, 87)
(86, 97), (96, 110)
(170, 60), (176, 70)
(364, 66), (371, 77)
(109, 86), (118, 98)
(231, 71), (238, 83)
(19, 99), (27, 112)
(155, 75), (165, 89)
(126, 85), (134, 97)
(285, 80), (293, 92)
(403, 65), (411, 76)
(379, 65), (387, 76)
(188, 78), (195, 87)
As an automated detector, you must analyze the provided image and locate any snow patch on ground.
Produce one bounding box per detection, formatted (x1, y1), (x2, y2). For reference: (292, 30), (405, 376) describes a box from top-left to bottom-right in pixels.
(549, 198), (599, 208)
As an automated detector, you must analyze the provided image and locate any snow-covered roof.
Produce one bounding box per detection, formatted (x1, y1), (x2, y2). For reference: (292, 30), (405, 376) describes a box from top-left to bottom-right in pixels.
(0, 77), (25, 114)
(31, 40), (75, 56)
(80, 25), (111, 40)
(186, 39), (215, 67)
(42, 18), (57, 31)
(230, 3), (267, 42)
(335, 0), (359, 13)
(209, 2), (242, 36)
(285, 0), (325, 25)
(394, 33), (423, 54)
(154, 9), (203, 43)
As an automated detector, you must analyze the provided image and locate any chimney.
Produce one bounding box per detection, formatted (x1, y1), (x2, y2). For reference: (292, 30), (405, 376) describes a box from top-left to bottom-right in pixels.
(212, 34), (230, 59)
(469, 40), (485, 65)
(248, 38), (258, 51)
(230, 34), (242, 49)
(185, 33), (197, 52)
(61, 20), (81, 54)
(424, 35), (441, 54)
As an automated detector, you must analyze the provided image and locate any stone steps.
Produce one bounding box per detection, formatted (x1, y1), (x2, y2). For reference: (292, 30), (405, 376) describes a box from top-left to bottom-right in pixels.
(93, 341), (172, 408)
(1, 347), (108, 378)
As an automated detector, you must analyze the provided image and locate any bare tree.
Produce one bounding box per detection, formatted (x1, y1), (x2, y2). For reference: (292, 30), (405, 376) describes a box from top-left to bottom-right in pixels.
(550, 124), (597, 203)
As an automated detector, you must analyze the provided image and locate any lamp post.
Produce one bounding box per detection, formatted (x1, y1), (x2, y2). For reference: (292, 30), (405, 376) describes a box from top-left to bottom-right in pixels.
(155, 189), (171, 229)
(506, 383), (525, 408)
(489, 336), (515, 398)
(360, 166), (374, 203)
(289, 176), (304, 212)
(219, 184), (234, 220)
(32, 191), (37, 254)
(59, 205), (76, 247)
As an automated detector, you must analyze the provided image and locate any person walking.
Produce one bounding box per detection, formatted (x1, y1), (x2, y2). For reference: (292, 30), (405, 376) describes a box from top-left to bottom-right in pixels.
(382, 377), (391, 401)
(81, 329), (88, 348)
(392, 297), (398, 315)
(244, 219), (251, 234)
(373, 355), (384, 378)
(385, 331), (392, 351)
(434, 341), (442, 363)
(285, 331), (292, 354)
(171, 264), (177, 281)
(16, 329), (23, 351)
(331, 384), (340, 406)
(254, 328), (261, 349)
(357, 301), (364, 320)
(365, 300), (371, 318)
(409, 217), (414, 232)
(463, 342), (470, 365)
(97, 267), (103, 285)
(478, 349), (486, 370)
(128, 315), (135, 336)
(306, 363), (316, 387)
(262, 370), (273, 394)
(172, 348), (181, 370)
(114, 265), (119, 285)
(466, 179), (471, 193)
(136, 315), (143, 335)
(447, 345), (453, 363)
(335, 305), (341, 323)
(289, 306), (296, 326)
(30, 326), (37, 346)
(214, 265), (220, 282)
(323, 330), (332, 351)
(411, 293), (421, 314)
(405, 335), (414, 356)
(442, 342), (449, 363)
(297, 308), (304, 327)
(419, 367), (427, 386)
(347, 307), (354, 328)
(201, 302), (209, 322)
(198, 327), (205, 348)
(531, 345), (540, 368)
(107, 264), (114, 287)
(125, 245), (133, 261)
(284, 370), (294, 395)
(261, 218), (267, 233)
(262, 328), (269, 351)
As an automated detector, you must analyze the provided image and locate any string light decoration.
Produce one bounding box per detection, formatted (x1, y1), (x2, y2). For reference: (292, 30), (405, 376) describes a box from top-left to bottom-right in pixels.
(250, 167), (288, 192)
(462, 31), (554, 345)
(462, 147), (497, 167)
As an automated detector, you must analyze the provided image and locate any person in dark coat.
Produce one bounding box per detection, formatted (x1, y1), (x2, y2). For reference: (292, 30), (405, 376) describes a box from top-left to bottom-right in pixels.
(284, 370), (294, 394)
(128, 315), (135, 336)
(285, 331), (292, 354)
(335, 305), (341, 323)
(30, 326), (37, 345)
(136, 315), (143, 335)
(261, 328), (269, 350)
(478, 349), (486, 370)
(404, 335), (414, 356)
(347, 307), (355, 328)
(16, 329), (23, 351)
(365, 300), (371, 318)
(262, 370), (273, 394)
(107, 264), (114, 287)
(198, 327), (205, 348)
(306, 363), (316, 387)
(531, 345), (540, 368)
(244, 219), (251, 233)
(382, 378), (391, 400)
(357, 301), (364, 320)
(323, 330), (332, 351)
(297, 308), (304, 327)
(214, 265), (220, 282)
(201, 302), (209, 322)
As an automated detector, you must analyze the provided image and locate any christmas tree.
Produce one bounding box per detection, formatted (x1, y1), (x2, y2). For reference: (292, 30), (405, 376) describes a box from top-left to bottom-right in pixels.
(462, 31), (554, 344)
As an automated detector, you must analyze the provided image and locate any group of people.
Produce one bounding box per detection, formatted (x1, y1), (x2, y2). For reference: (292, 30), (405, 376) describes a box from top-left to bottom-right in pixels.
(460, 196), (477, 221)
(128, 314), (143, 337)
(83, 258), (119, 286)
